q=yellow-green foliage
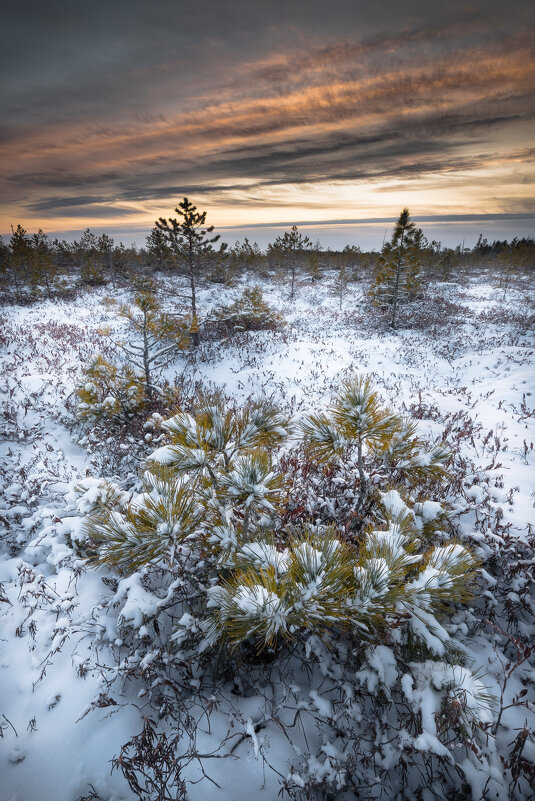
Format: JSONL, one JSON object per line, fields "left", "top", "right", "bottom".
{"left": 300, "top": 375, "right": 449, "bottom": 491}
{"left": 84, "top": 472, "right": 203, "bottom": 571}
{"left": 149, "top": 397, "right": 291, "bottom": 479}
{"left": 302, "top": 376, "right": 398, "bottom": 459}
{"left": 214, "top": 286, "right": 284, "bottom": 331}
{"left": 208, "top": 517, "right": 476, "bottom": 652}
{"left": 83, "top": 377, "right": 476, "bottom": 656}
{"left": 118, "top": 292, "right": 192, "bottom": 347}
{"left": 76, "top": 355, "right": 146, "bottom": 422}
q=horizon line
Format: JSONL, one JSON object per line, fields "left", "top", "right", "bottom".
{"left": 2, "top": 211, "right": 534, "bottom": 240}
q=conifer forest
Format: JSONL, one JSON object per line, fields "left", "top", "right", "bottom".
{"left": 1, "top": 205, "right": 534, "bottom": 801}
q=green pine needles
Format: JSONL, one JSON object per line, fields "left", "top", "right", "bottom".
{"left": 212, "top": 286, "right": 284, "bottom": 331}
{"left": 80, "top": 376, "right": 476, "bottom": 658}
{"left": 369, "top": 208, "right": 425, "bottom": 327}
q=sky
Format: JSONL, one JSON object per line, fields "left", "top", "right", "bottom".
{"left": 1, "top": 0, "right": 534, "bottom": 249}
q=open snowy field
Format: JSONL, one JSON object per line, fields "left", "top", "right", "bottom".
{"left": 1, "top": 271, "right": 534, "bottom": 801}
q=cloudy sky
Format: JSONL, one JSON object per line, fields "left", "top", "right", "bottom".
{"left": 1, "top": 0, "right": 534, "bottom": 247}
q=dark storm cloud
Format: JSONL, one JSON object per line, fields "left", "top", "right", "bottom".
{"left": 1, "top": 0, "right": 534, "bottom": 227}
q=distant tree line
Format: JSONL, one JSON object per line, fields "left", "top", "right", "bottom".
{"left": 1, "top": 200, "right": 533, "bottom": 307}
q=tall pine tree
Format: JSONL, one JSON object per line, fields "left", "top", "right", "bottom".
{"left": 156, "top": 198, "right": 221, "bottom": 346}
{"left": 369, "top": 209, "right": 423, "bottom": 327}
{"left": 272, "top": 225, "right": 312, "bottom": 300}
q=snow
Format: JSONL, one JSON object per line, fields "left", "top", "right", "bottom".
{"left": 144, "top": 443, "right": 176, "bottom": 464}
{"left": 380, "top": 489, "right": 412, "bottom": 518}
{"left": 239, "top": 541, "right": 290, "bottom": 575}
{"left": 356, "top": 645, "right": 398, "bottom": 695}
{"left": 1, "top": 273, "right": 534, "bottom": 800}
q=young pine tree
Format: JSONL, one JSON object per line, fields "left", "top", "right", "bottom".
{"left": 9, "top": 224, "right": 31, "bottom": 296}
{"left": 97, "top": 234, "right": 115, "bottom": 276}
{"left": 81, "top": 378, "right": 475, "bottom": 661}
{"left": 116, "top": 292, "right": 190, "bottom": 403}
{"left": 30, "top": 229, "right": 58, "bottom": 297}
{"left": 272, "top": 225, "right": 312, "bottom": 300}
{"left": 155, "top": 198, "right": 221, "bottom": 346}
{"left": 146, "top": 227, "right": 171, "bottom": 272}
{"left": 369, "top": 209, "right": 423, "bottom": 327}
{"left": 334, "top": 264, "right": 349, "bottom": 310}
{"left": 77, "top": 229, "right": 106, "bottom": 285}
{"left": 76, "top": 355, "right": 146, "bottom": 422}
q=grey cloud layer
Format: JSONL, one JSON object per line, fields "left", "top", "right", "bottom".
{"left": 1, "top": 0, "right": 534, "bottom": 223}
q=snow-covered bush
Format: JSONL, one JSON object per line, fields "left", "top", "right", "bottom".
{"left": 75, "top": 354, "right": 147, "bottom": 422}
{"left": 212, "top": 285, "right": 284, "bottom": 332}
{"left": 71, "top": 377, "right": 506, "bottom": 798}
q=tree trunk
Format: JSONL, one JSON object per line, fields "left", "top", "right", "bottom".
{"left": 189, "top": 239, "right": 199, "bottom": 347}
{"left": 356, "top": 439, "right": 368, "bottom": 511}
{"left": 142, "top": 315, "right": 153, "bottom": 402}
{"left": 391, "top": 231, "right": 406, "bottom": 328}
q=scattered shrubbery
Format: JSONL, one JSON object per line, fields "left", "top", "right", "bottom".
{"left": 2, "top": 204, "right": 533, "bottom": 307}
{"left": 3, "top": 223, "right": 534, "bottom": 800}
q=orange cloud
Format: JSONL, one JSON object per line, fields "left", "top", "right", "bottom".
{"left": 2, "top": 26, "right": 534, "bottom": 233}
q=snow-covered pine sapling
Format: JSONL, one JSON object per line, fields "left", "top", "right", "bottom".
{"left": 208, "top": 513, "right": 477, "bottom": 655}
{"left": 212, "top": 286, "right": 284, "bottom": 332}
{"left": 208, "top": 527, "right": 354, "bottom": 649}
{"left": 82, "top": 397, "right": 291, "bottom": 570}
{"left": 368, "top": 208, "right": 424, "bottom": 327}
{"left": 75, "top": 354, "right": 146, "bottom": 422}
{"left": 370, "top": 416, "right": 450, "bottom": 486}
{"left": 299, "top": 375, "right": 449, "bottom": 531}
{"left": 147, "top": 398, "right": 290, "bottom": 546}
{"left": 81, "top": 382, "right": 476, "bottom": 663}
{"left": 117, "top": 292, "right": 191, "bottom": 403}
{"left": 300, "top": 375, "right": 397, "bottom": 519}
{"left": 83, "top": 471, "right": 203, "bottom": 571}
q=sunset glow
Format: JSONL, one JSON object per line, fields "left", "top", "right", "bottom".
{"left": 2, "top": 1, "right": 534, "bottom": 246}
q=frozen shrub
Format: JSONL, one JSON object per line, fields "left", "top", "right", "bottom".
{"left": 212, "top": 285, "right": 284, "bottom": 332}
{"left": 75, "top": 355, "right": 147, "bottom": 422}
{"left": 75, "top": 377, "right": 495, "bottom": 800}
{"left": 82, "top": 377, "right": 473, "bottom": 656}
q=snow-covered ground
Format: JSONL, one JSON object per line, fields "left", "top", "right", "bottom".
{"left": 1, "top": 272, "right": 534, "bottom": 800}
